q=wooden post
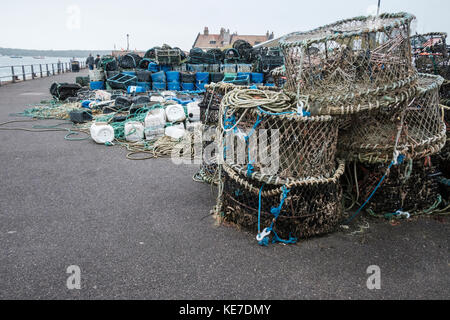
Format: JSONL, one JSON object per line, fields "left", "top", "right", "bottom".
{"left": 22, "top": 65, "right": 26, "bottom": 81}
{"left": 46, "top": 64, "right": 50, "bottom": 76}
{"left": 52, "top": 64, "right": 55, "bottom": 75}
{"left": 40, "top": 64, "right": 43, "bottom": 78}
{"left": 31, "top": 65, "right": 35, "bottom": 79}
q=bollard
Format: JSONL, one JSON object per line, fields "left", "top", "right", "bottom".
{"left": 11, "top": 66, "right": 16, "bottom": 83}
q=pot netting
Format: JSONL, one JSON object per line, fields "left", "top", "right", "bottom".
{"left": 218, "top": 88, "right": 339, "bottom": 180}
{"left": 338, "top": 74, "right": 446, "bottom": 163}
{"left": 344, "top": 160, "right": 442, "bottom": 216}
{"left": 220, "top": 161, "right": 345, "bottom": 239}
{"left": 221, "top": 111, "right": 339, "bottom": 180}
{"left": 280, "top": 13, "right": 418, "bottom": 115}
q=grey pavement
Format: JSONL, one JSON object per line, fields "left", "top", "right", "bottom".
{"left": 0, "top": 72, "right": 448, "bottom": 300}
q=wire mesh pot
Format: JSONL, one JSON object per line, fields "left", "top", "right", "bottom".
{"left": 338, "top": 74, "right": 446, "bottom": 163}
{"left": 220, "top": 160, "right": 345, "bottom": 239}
{"left": 345, "top": 159, "right": 442, "bottom": 216}
{"left": 220, "top": 109, "right": 339, "bottom": 180}
{"left": 279, "top": 13, "right": 418, "bottom": 115}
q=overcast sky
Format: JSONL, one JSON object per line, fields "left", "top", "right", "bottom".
{"left": 1, "top": 0, "right": 449, "bottom": 51}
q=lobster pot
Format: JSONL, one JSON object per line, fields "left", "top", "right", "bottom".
{"left": 339, "top": 74, "right": 446, "bottom": 163}
{"left": 220, "top": 161, "right": 345, "bottom": 239}
{"left": 279, "top": 13, "right": 418, "bottom": 115}
{"left": 348, "top": 160, "right": 441, "bottom": 216}
{"left": 222, "top": 109, "right": 339, "bottom": 179}
{"left": 199, "top": 84, "right": 237, "bottom": 126}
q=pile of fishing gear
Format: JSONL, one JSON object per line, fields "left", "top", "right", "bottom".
{"left": 197, "top": 12, "right": 450, "bottom": 246}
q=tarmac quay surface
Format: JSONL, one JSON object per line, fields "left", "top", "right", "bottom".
{"left": 0, "top": 72, "right": 448, "bottom": 300}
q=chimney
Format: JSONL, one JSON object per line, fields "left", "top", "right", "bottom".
{"left": 204, "top": 27, "right": 209, "bottom": 36}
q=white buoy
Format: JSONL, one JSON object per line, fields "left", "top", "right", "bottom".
{"left": 124, "top": 122, "right": 145, "bottom": 142}
{"left": 165, "top": 125, "right": 186, "bottom": 140}
{"left": 145, "top": 108, "right": 166, "bottom": 128}
{"left": 90, "top": 123, "right": 115, "bottom": 144}
{"left": 187, "top": 101, "right": 200, "bottom": 122}
{"left": 165, "top": 104, "right": 186, "bottom": 123}
{"left": 145, "top": 108, "right": 166, "bottom": 141}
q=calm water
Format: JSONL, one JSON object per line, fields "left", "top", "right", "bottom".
{"left": 0, "top": 56, "right": 85, "bottom": 81}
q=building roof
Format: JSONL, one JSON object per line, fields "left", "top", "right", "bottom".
{"left": 193, "top": 34, "right": 224, "bottom": 50}
{"left": 229, "top": 35, "right": 270, "bottom": 46}
{"left": 193, "top": 27, "right": 274, "bottom": 49}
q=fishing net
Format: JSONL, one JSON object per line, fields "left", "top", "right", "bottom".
{"left": 338, "top": 74, "right": 446, "bottom": 163}
{"left": 219, "top": 160, "right": 345, "bottom": 239}
{"left": 343, "top": 159, "right": 442, "bottom": 217}
{"left": 279, "top": 13, "right": 418, "bottom": 115}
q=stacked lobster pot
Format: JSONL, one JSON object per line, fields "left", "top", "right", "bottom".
{"left": 279, "top": 12, "right": 446, "bottom": 218}
{"left": 411, "top": 32, "right": 450, "bottom": 199}
{"left": 211, "top": 13, "right": 448, "bottom": 245}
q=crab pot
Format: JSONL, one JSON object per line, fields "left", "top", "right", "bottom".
{"left": 221, "top": 109, "right": 339, "bottom": 179}
{"left": 280, "top": 13, "right": 418, "bottom": 115}
{"left": 347, "top": 159, "right": 442, "bottom": 216}
{"left": 338, "top": 74, "right": 446, "bottom": 164}
{"left": 220, "top": 161, "right": 345, "bottom": 239}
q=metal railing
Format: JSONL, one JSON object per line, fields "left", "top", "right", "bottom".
{"left": 0, "top": 61, "right": 87, "bottom": 86}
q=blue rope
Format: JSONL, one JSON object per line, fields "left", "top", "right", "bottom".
{"left": 257, "top": 185, "right": 268, "bottom": 246}
{"left": 345, "top": 155, "right": 405, "bottom": 224}
{"left": 272, "top": 231, "right": 298, "bottom": 245}
{"left": 257, "top": 185, "right": 297, "bottom": 246}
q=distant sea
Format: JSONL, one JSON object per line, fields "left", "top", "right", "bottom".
{"left": 0, "top": 55, "right": 85, "bottom": 81}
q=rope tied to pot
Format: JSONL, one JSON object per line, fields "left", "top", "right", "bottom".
{"left": 256, "top": 185, "right": 297, "bottom": 246}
